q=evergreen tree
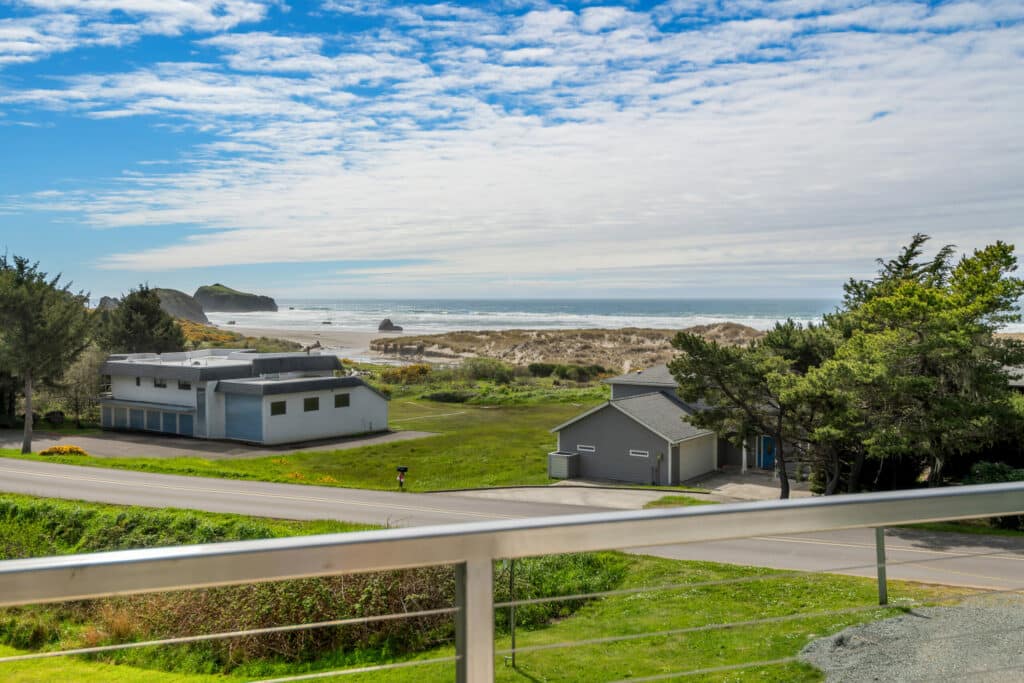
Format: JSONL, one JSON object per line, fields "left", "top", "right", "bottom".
{"left": 97, "top": 284, "right": 186, "bottom": 354}
{"left": 0, "top": 255, "right": 92, "bottom": 453}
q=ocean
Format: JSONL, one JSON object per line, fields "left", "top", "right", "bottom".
{"left": 204, "top": 298, "right": 841, "bottom": 334}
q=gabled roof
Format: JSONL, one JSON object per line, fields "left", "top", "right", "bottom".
{"left": 551, "top": 390, "right": 713, "bottom": 444}
{"left": 603, "top": 364, "right": 676, "bottom": 387}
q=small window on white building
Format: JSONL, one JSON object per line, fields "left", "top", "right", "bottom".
{"left": 576, "top": 444, "right": 596, "bottom": 453}
{"left": 135, "top": 377, "right": 141, "bottom": 386}
{"left": 304, "top": 397, "right": 319, "bottom": 412}
{"left": 335, "top": 393, "right": 350, "bottom": 408}
{"left": 178, "top": 380, "right": 192, "bottom": 391}
{"left": 629, "top": 449, "right": 649, "bottom": 458}
{"left": 271, "top": 401, "right": 286, "bottom": 416}
{"left": 153, "top": 378, "right": 167, "bottom": 388}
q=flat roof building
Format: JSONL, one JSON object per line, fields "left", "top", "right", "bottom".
{"left": 100, "top": 349, "right": 388, "bottom": 445}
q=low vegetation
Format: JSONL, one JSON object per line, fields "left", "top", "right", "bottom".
{"left": 643, "top": 495, "right": 718, "bottom": 508}
{"left": 370, "top": 323, "right": 764, "bottom": 371}
{"left": 0, "top": 495, "right": 625, "bottom": 678}
{"left": 178, "top": 319, "right": 302, "bottom": 353}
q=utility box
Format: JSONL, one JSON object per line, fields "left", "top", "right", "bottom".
{"left": 547, "top": 451, "right": 579, "bottom": 479}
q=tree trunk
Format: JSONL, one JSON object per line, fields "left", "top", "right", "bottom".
{"left": 21, "top": 370, "right": 33, "bottom": 454}
{"left": 776, "top": 437, "right": 790, "bottom": 499}
{"left": 824, "top": 451, "right": 840, "bottom": 495}
{"left": 847, "top": 450, "right": 865, "bottom": 493}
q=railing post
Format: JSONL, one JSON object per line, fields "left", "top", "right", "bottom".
{"left": 455, "top": 558, "right": 494, "bottom": 683}
{"left": 875, "top": 527, "right": 888, "bottom": 606}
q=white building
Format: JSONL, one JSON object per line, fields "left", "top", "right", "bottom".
{"left": 100, "top": 349, "right": 388, "bottom": 445}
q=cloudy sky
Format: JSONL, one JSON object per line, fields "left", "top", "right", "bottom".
{"left": 0, "top": 0, "right": 1021, "bottom": 300}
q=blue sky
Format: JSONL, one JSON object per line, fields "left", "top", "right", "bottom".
{"left": 0, "top": 0, "right": 1022, "bottom": 301}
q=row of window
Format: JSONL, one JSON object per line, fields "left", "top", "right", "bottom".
{"left": 135, "top": 377, "right": 191, "bottom": 391}
{"left": 575, "top": 444, "right": 649, "bottom": 458}
{"left": 271, "top": 393, "right": 350, "bottom": 416}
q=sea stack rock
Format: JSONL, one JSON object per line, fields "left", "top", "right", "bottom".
{"left": 153, "top": 288, "right": 209, "bottom": 323}
{"left": 378, "top": 318, "right": 403, "bottom": 332}
{"left": 193, "top": 283, "right": 278, "bottom": 313}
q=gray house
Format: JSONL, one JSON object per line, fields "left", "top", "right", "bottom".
{"left": 549, "top": 364, "right": 773, "bottom": 485}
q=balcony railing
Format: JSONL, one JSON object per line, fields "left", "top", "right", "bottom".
{"left": 0, "top": 482, "right": 1021, "bottom": 681}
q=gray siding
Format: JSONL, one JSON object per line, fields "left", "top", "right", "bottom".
{"left": 610, "top": 383, "right": 675, "bottom": 400}
{"left": 558, "top": 406, "right": 670, "bottom": 485}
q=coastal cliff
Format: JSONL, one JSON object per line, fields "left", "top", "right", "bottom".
{"left": 153, "top": 288, "right": 209, "bottom": 323}
{"left": 193, "top": 284, "right": 278, "bottom": 313}
{"left": 98, "top": 288, "right": 209, "bottom": 324}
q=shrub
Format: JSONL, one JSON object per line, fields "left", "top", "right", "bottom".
{"left": 38, "top": 445, "right": 88, "bottom": 457}
{"left": 461, "top": 358, "right": 513, "bottom": 384}
{"left": 528, "top": 362, "right": 556, "bottom": 377}
{"left": 379, "top": 363, "right": 432, "bottom": 385}
{"left": 966, "top": 462, "right": 1024, "bottom": 529}
{"left": 423, "top": 391, "right": 475, "bottom": 403}
{"left": 43, "top": 410, "right": 65, "bottom": 426}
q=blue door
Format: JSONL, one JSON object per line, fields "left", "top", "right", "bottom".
{"left": 178, "top": 414, "right": 194, "bottom": 436}
{"left": 161, "top": 412, "right": 177, "bottom": 434}
{"left": 225, "top": 394, "right": 263, "bottom": 442}
{"left": 146, "top": 410, "right": 160, "bottom": 431}
{"left": 759, "top": 436, "right": 776, "bottom": 469}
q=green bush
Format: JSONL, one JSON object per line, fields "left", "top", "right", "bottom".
{"left": 528, "top": 362, "right": 556, "bottom": 377}
{"left": 966, "top": 462, "right": 1024, "bottom": 529}
{"left": 423, "top": 391, "right": 475, "bottom": 403}
{"left": 552, "top": 363, "right": 607, "bottom": 382}
{"left": 461, "top": 357, "right": 513, "bottom": 384}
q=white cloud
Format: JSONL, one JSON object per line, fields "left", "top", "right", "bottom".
{"left": 4, "top": 1, "right": 1024, "bottom": 296}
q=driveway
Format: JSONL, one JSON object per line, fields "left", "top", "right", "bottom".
{"left": 0, "top": 429, "right": 435, "bottom": 460}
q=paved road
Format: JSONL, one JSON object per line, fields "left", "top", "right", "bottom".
{"left": 0, "top": 429, "right": 434, "bottom": 460}
{"left": 0, "top": 458, "right": 1021, "bottom": 590}
{"left": 0, "top": 458, "right": 606, "bottom": 527}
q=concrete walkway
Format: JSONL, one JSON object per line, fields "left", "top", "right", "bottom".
{"left": 0, "top": 429, "right": 435, "bottom": 460}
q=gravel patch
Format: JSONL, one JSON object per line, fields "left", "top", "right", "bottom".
{"left": 800, "top": 594, "right": 1024, "bottom": 682}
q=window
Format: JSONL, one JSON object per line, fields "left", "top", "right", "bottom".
{"left": 303, "top": 397, "right": 320, "bottom": 412}
{"left": 629, "top": 449, "right": 650, "bottom": 458}
{"left": 135, "top": 377, "right": 141, "bottom": 386}
{"left": 335, "top": 393, "right": 350, "bottom": 408}
{"left": 178, "top": 380, "right": 192, "bottom": 391}
{"left": 576, "top": 444, "right": 596, "bottom": 453}
{"left": 153, "top": 377, "right": 167, "bottom": 388}
{"left": 270, "top": 401, "right": 287, "bottom": 416}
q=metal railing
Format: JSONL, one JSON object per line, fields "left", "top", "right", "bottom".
{"left": 0, "top": 481, "right": 1021, "bottom": 681}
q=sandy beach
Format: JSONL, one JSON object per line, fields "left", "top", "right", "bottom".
{"left": 229, "top": 325, "right": 402, "bottom": 360}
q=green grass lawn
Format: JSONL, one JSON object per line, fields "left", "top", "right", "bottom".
{"left": 285, "top": 555, "right": 965, "bottom": 683}
{"left": 2, "top": 400, "right": 597, "bottom": 491}
{"left": 900, "top": 520, "right": 1024, "bottom": 537}
{"left": 644, "top": 494, "right": 719, "bottom": 508}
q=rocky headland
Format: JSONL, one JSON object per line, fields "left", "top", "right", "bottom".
{"left": 193, "top": 284, "right": 278, "bottom": 312}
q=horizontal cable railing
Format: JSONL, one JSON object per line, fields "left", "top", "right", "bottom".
{"left": 0, "top": 481, "right": 1020, "bottom": 682}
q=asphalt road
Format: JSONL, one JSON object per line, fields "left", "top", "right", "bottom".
{"left": 0, "top": 458, "right": 606, "bottom": 527}
{"left": 1, "top": 458, "right": 1021, "bottom": 591}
